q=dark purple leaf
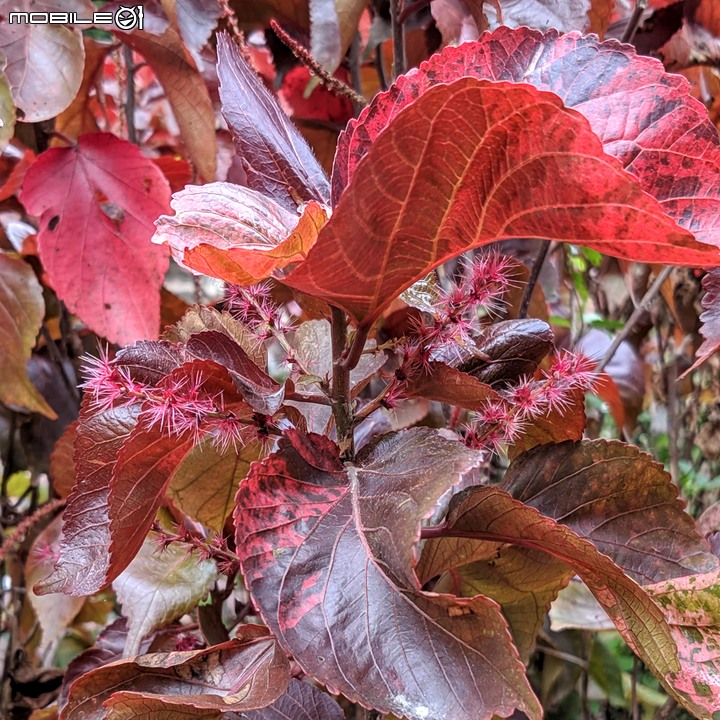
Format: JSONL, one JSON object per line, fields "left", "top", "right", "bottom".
{"left": 186, "top": 331, "right": 285, "bottom": 415}
{"left": 458, "top": 319, "right": 554, "bottom": 387}
{"left": 239, "top": 679, "right": 345, "bottom": 720}
{"left": 216, "top": 33, "right": 330, "bottom": 213}
{"left": 502, "top": 441, "right": 718, "bottom": 584}
{"left": 234, "top": 428, "right": 541, "bottom": 720}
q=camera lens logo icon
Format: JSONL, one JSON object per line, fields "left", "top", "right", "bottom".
{"left": 114, "top": 6, "right": 142, "bottom": 31}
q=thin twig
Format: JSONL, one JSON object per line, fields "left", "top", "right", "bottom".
{"left": 653, "top": 697, "right": 678, "bottom": 719}
{"left": 46, "top": 130, "right": 76, "bottom": 147}
{"left": 348, "top": 32, "right": 364, "bottom": 116}
{"left": 286, "top": 391, "right": 333, "bottom": 407}
{"left": 331, "top": 307, "right": 354, "bottom": 456}
{"left": 518, "top": 241, "right": 550, "bottom": 319}
{"left": 354, "top": 382, "right": 394, "bottom": 424}
{"left": 580, "top": 632, "right": 591, "bottom": 720}
{"left": 596, "top": 266, "right": 672, "bottom": 373}
{"left": 631, "top": 655, "right": 640, "bottom": 720}
{"left": 621, "top": 0, "right": 648, "bottom": 44}
{"left": 340, "top": 324, "right": 370, "bottom": 372}
{"left": 270, "top": 20, "right": 367, "bottom": 108}
{"left": 375, "top": 44, "right": 388, "bottom": 92}
{"left": 390, "top": 0, "right": 407, "bottom": 79}
{"left": 538, "top": 645, "right": 588, "bottom": 670}
{"left": 666, "top": 337, "right": 680, "bottom": 486}
{"left": 123, "top": 45, "right": 137, "bottom": 145}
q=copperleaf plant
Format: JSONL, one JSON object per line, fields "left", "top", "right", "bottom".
{"left": 43, "top": 27, "right": 720, "bottom": 720}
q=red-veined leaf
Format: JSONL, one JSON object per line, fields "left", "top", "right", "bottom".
{"left": 286, "top": 79, "right": 709, "bottom": 326}
{"left": 163, "top": 305, "right": 266, "bottom": 369}
{"left": 507, "top": 391, "right": 586, "bottom": 457}
{"left": 59, "top": 618, "right": 152, "bottom": 712}
{"left": 425, "top": 486, "right": 681, "bottom": 697}
{"left": 20, "top": 133, "right": 171, "bottom": 345}
{"left": 432, "top": 546, "right": 573, "bottom": 664}
{"left": 502, "top": 441, "right": 718, "bottom": 584}
{"left": 50, "top": 420, "right": 78, "bottom": 498}
{"left": 106, "top": 361, "right": 253, "bottom": 583}
{"left": 113, "top": 533, "right": 217, "bottom": 656}
{"left": 334, "top": 27, "right": 720, "bottom": 259}
{"left": 234, "top": 428, "right": 541, "bottom": 720}
{"left": 154, "top": 183, "right": 326, "bottom": 286}
{"left": 61, "top": 626, "right": 290, "bottom": 720}
{"left": 0, "top": 252, "right": 55, "bottom": 417}
{"left": 216, "top": 33, "right": 330, "bottom": 213}
{"left": 36, "top": 403, "right": 141, "bottom": 596}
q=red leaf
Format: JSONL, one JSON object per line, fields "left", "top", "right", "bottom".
{"left": 20, "top": 133, "right": 171, "bottom": 345}
{"left": 0, "top": 147, "right": 34, "bottom": 202}
{"left": 152, "top": 156, "right": 192, "bottom": 193}
{"left": 154, "top": 183, "right": 326, "bottom": 285}
{"left": 234, "top": 428, "right": 541, "bottom": 720}
{"left": 287, "top": 79, "right": 705, "bottom": 326}
{"left": 421, "top": 440, "right": 720, "bottom": 714}
{"left": 216, "top": 33, "right": 330, "bottom": 213}
{"left": 334, "top": 27, "right": 720, "bottom": 258}
{"left": 185, "top": 331, "right": 285, "bottom": 415}
{"left": 508, "top": 391, "right": 586, "bottom": 457}
{"left": 61, "top": 626, "right": 290, "bottom": 720}
{"left": 117, "top": 27, "right": 217, "bottom": 183}
{"left": 36, "top": 403, "right": 141, "bottom": 596}
{"left": 280, "top": 66, "right": 354, "bottom": 123}
{"left": 502, "top": 441, "right": 718, "bottom": 584}
{"left": 0, "top": 1, "right": 86, "bottom": 122}
{"left": 426, "top": 485, "right": 684, "bottom": 695}
{"left": 107, "top": 427, "right": 194, "bottom": 585}
{"left": 405, "top": 362, "right": 501, "bottom": 409}
{"left": 50, "top": 421, "right": 78, "bottom": 498}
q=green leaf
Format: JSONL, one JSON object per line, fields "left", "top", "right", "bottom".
{"left": 113, "top": 533, "right": 217, "bottom": 656}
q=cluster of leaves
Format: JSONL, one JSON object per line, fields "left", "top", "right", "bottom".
{"left": 5, "top": 1, "right": 720, "bottom": 720}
